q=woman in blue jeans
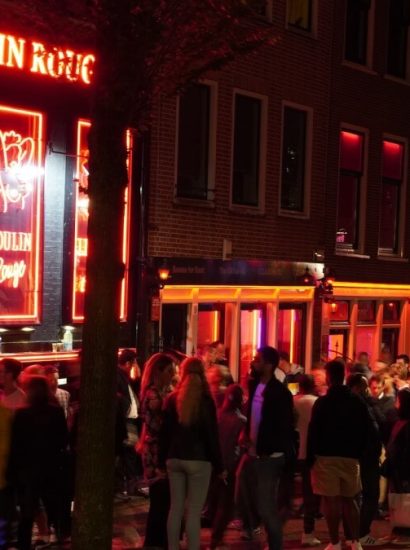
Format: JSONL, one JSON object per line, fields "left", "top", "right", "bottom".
{"left": 159, "top": 357, "right": 225, "bottom": 550}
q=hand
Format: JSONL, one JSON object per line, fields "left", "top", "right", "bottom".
{"left": 218, "top": 469, "right": 228, "bottom": 484}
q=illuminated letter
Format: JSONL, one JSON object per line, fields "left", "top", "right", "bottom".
{"left": 63, "top": 50, "right": 76, "bottom": 81}
{"left": 0, "top": 34, "right": 6, "bottom": 65}
{"left": 80, "top": 54, "right": 95, "bottom": 85}
{"left": 6, "top": 35, "right": 25, "bottom": 69}
{"left": 30, "top": 42, "right": 47, "bottom": 75}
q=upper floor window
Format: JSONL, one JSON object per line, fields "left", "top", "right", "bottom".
{"left": 280, "top": 106, "right": 308, "bottom": 213}
{"left": 379, "top": 140, "right": 405, "bottom": 254}
{"left": 287, "top": 0, "right": 313, "bottom": 32}
{"left": 387, "top": 0, "right": 410, "bottom": 79}
{"left": 232, "top": 94, "right": 263, "bottom": 207}
{"left": 176, "top": 84, "right": 212, "bottom": 200}
{"left": 247, "top": 0, "right": 271, "bottom": 19}
{"left": 336, "top": 130, "right": 365, "bottom": 250}
{"left": 345, "top": 0, "right": 371, "bottom": 65}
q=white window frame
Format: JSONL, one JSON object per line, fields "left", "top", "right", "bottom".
{"left": 285, "top": 0, "right": 318, "bottom": 37}
{"left": 342, "top": 0, "right": 375, "bottom": 71}
{"left": 230, "top": 89, "right": 268, "bottom": 214}
{"left": 278, "top": 100, "right": 313, "bottom": 219}
{"left": 335, "top": 123, "right": 369, "bottom": 257}
{"left": 174, "top": 80, "right": 217, "bottom": 203}
{"left": 378, "top": 134, "right": 408, "bottom": 259}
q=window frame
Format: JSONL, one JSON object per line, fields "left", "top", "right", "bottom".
{"left": 343, "top": 0, "right": 375, "bottom": 70}
{"left": 174, "top": 80, "right": 217, "bottom": 203}
{"left": 386, "top": 0, "right": 410, "bottom": 81}
{"left": 279, "top": 101, "right": 313, "bottom": 218}
{"left": 378, "top": 135, "right": 408, "bottom": 258}
{"left": 230, "top": 89, "right": 268, "bottom": 213}
{"left": 335, "top": 125, "right": 369, "bottom": 255}
{"left": 286, "top": 0, "right": 317, "bottom": 36}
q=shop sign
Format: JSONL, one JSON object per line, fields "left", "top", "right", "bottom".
{"left": 72, "top": 120, "right": 131, "bottom": 322}
{"left": 0, "top": 105, "right": 43, "bottom": 322}
{"left": 0, "top": 32, "right": 95, "bottom": 85}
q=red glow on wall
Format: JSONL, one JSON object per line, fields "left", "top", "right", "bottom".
{"left": 340, "top": 130, "right": 363, "bottom": 172}
{"left": 383, "top": 140, "right": 404, "bottom": 181}
{"left": 0, "top": 105, "right": 43, "bottom": 323}
{"left": 72, "top": 121, "right": 132, "bottom": 322}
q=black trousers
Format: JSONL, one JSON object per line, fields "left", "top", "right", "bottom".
{"left": 144, "top": 478, "right": 170, "bottom": 549}
{"left": 299, "top": 460, "right": 320, "bottom": 535}
{"left": 211, "top": 472, "right": 236, "bottom": 547}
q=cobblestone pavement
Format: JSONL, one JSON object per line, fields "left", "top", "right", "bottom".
{"left": 111, "top": 495, "right": 404, "bottom": 550}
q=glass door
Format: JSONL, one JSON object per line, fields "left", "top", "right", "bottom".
{"left": 277, "top": 303, "right": 306, "bottom": 366}
{"left": 239, "top": 304, "right": 265, "bottom": 388}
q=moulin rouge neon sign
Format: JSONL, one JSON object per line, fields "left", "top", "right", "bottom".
{"left": 0, "top": 33, "right": 95, "bottom": 85}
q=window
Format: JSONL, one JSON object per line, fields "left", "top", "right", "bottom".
{"left": 344, "top": 0, "right": 371, "bottom": 65}
{"left": 387, "top": 0, "right": 410, "bottom": 79}
{"left": 336, "top": 130, "right": 365, "bottom": 249}
{"left": 281, "top": 106, "right": 308, "bottom": 212}
{"left": 232, "top": 94, "right": 262, "bottom": 207}
{"left": 287, "top": 0, "right": 313, "bottom": 31}
{"left": 246, "top": 0, "right": 271, "bottom": 18}
{"left": 379, "top": 140, "right": 405, "bottom": 254}
{"left": 176, "top": 84, "right": 211, "bottom": 200}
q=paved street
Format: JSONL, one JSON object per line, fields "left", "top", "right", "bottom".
{"left": 111, "top": 495, "right": 401, "bottom": 550}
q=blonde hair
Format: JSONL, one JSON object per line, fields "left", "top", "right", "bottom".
{"left": 176, "top": 357, "right": 210, "bottom": 426}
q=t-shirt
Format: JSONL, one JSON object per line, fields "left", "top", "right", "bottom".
{"left": 1, "top": 388, "right": 26, "bottom": 411}
{"left": 294, "top": 393, "right": 317, "bottom": 460}
{"left": 249, "top": 383, "right": 266, "bottom": 456}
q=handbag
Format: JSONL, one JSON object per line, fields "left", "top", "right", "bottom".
{"left": 388, "top": 492, "right": 410, "bottom": 528}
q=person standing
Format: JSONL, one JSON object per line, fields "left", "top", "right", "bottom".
{"left": 307, "top": 361, "right": 372, "bottom": 550}
{"left": 242, "top": 346, "right": 295, "bottom": 550}
{"left": 0, "top": 359, "right": 26, "bottom": 411}
{"left": 159, "top": 357, "right": 224, "bottom": 550}
{"left": 0, "top": 401, "right": 11, "bottom": 550}
{"left": 294, "top": 375, "right": 321, "bottom": 546}
{"left": 139, "top": 352, "right": 175, "bottom": 549}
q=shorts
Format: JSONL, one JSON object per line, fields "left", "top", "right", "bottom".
{"left": 311, "top": 455, "right": 361, "bottom": 497}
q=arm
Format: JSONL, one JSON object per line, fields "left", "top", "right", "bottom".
{"left": 203, "top": 396, "right": 224, "bottom": 474}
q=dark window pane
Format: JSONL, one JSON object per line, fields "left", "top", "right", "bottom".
{"left": 382, "top": 327, "right": 399, "bottom": 358}
{"left": 281, "top": 107, "right": 307, "bottom": 211}
{"left": 330, "top": 300, "right": 350, "bottom": 323}
{"left": 383, "top": 140, "right": 404, "bottom": 180}
{"left": 288, "top": 0, "right": 312, "bottom": 31}
{"left": 177, "top": 84, "right": 210, "bottom": 199}
{"left": 232, "top": 94, "right": 261, "bottom": 206}
{"left": 379, "top": 181, "right": 399, "bottom": 251}
{"left": 336, "top": 173, "right": 359, "bottom": 247}
{"left": 387, "top": 0, "right": 410, "bottom": 78}
{"left": 358, "top": 301, "right": 376, "bottom": 323}
{"left": 340, "top": 130, "right": 363, "bottom": 172}
{"left": 345, "top": 0, "right": 370, "bottom": 64}
{"left": 383, "top": 301, "right": 400, "bottom": 322}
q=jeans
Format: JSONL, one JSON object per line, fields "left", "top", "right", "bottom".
{"left": 210, "top": 471, "right": 236, "bottom": 547}
{"left": 144, "top": 478, "right": 170, "bottom": 548}
{"left": 299, "top": 460, "right": 321, "bottom": 534}
{"left": 167, "top": 459, "right": 211, "bottom": 550}
{"left": 236, "top": 454, "right": 259, "bottom": 533}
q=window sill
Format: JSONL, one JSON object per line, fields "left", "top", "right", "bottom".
{"left": 285, "top": 25, "right": 317, "bottom": 40}
{"left": 173, "top": 196, "right": 215, "bottom": 209}
{"left": 278, "top": 209, "right": 309, "bottom": 220}
{"left": 341, "top": 60, "right": 377, "bottom": 76}
{"left": 377, "top": 254, "right": 409, "bottom": 263}
{"left": 383, "top": 74, "right": 410, "bottom": 87}
{"left": 334, "top": 249, "right": 371, "bottom": 259}
{"left": 229, "top": 204, "right": 264, "bottom": 216}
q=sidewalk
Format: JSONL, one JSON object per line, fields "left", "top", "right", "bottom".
{"left": 112, "top": 496, "right": 402, "bottom": 550}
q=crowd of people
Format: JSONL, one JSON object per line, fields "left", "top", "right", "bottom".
{"left": 0, "top": 345, "right": 409, "bottom": 550}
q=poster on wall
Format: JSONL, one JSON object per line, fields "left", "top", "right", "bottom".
{"left": 72, "top": 120, "right": 131, "bottom": 321}
{"left": 0, "top": 105, "right": 43, "bottom": 323}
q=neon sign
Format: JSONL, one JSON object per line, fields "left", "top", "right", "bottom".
{"left": 0, "top": 33, "right": 95, "bottom": 85}
{"left": 0, "top": 105, "right": 43, "bottom": 322}
{"left": 72, "top": 120, "right": 131, "bottom": 322}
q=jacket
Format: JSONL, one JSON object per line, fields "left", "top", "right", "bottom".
{"left": 0, "top": 404, "right": 11, "bottom": 489}
{"left": 246, "top": 375, "right": 295, "bottom": 459}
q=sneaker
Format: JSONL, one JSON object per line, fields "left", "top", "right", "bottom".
{"left": 350, "top": 542, "right": 364, "bottom": 550}
{"left": 391, "top": 538, "right": 410, "bottom": 546}
{"left": 359, "top": 535, "right": 385, "bottom": 546}
{"left": 253, "top": 527, "right": 261, "bottom": 536}
{"left": 324, "top": 543, "right": 342, "bottom": 550}
{"left": 227, "top": 519, "right": 242, "bottom": 530}
{"left": 301, "top": 533, "right": 322, "bottom": 546}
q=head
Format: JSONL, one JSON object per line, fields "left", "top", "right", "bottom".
{"left": 372, "top": 360, "right": 388, "bottom": 374}
{"left": 325, "top": 360, "right": 345, "bottom": 387}
{"left": 298, "top": 374, "right": 316, "bottom": 396}
{"left": 357, "top": 351, "right": 369, "bottom": 366}
{"left": 20, "top": 364, "right": 46, "bottom": 391}
{"left": 222, "top": 384, "right": 244, "bottom": 412}
{"left": 350, "top": 362, "right": 367, "bottom": 376}
{"left": 346, "top": 373, "right": 369, "bottom": 397}
{"left": 369, "top": 374, "right": 384, "bottom": 398}
{"left": 140, "top": 353, "right": 175, "bottom": 399}
{"left": 44, "top": 365, "right": 59, "bottom": 394}
{"left": 252, "top": 346, "right": 279, "bottom": 378}
{"left": 202, "top": 344, "right": 217, "bottom": 366}
{"left": 397, "top": 388, "right": 410, "bottom": 420}
{"left": 396, "top": 354, "right": 410, "bottom": 371}
{"left": 206, "top": 365, "right": 224, "bottom": 390}
{"left": 118, "top": 349, "right": 139, "bottom": 378}
{"left": 0, "top": 358, "right": 22, "bottom": 388}
{"left": 210, "top": 340, "right": 225, "bottom": 362}
{"left": 177, "top": 357, "right": 210, "bottom": 426}
{"left": 26, "top": 375, "right": 51, "bottom": 407}
{"left": 278, "top": 351, "right": 291, "bottom": 374}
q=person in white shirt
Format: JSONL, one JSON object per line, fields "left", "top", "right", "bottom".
{"left": 294, "top": 375, "right": 320, "bottom": 546}
{"left": 0, "top": 358, "right": 26, "bottom": 411}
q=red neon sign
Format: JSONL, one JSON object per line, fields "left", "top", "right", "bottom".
{"left": 0, "top": 105, "right": 43, "bottom": 323}
{"left": 0, "top": 32, "right": 95, "bottom": 85}
{"left": 72, "top": 120, "right": 131, "bottom": 322}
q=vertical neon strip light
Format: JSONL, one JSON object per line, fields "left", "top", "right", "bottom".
{"left": 289, "top": 309, "right": 295, "bottom": 363}
{"left": 252, "top": 310, "right": 259, "bottom": 358}
{"left": 212, "top": 311, "right": 219, "bottom": 341}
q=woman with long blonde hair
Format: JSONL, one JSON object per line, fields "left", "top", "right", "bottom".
{"left": 159, "top": 357, "right": 225, "bottom": 550}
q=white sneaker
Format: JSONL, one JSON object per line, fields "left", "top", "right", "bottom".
{"left": 301, "top": 533, "right": 322, "bottom": 546}
{"left": 324, "top": 543, "right": 341, "bottom": 550}
{"left": 359, "top": 535, "right": 385, "bottom": 546}
{"left": 350, "top": 542, "right": 364, "bottom": 550}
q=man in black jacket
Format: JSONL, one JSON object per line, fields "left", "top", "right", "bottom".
{"left": 241, "top": 346, "right": 295, "bottom": 550}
